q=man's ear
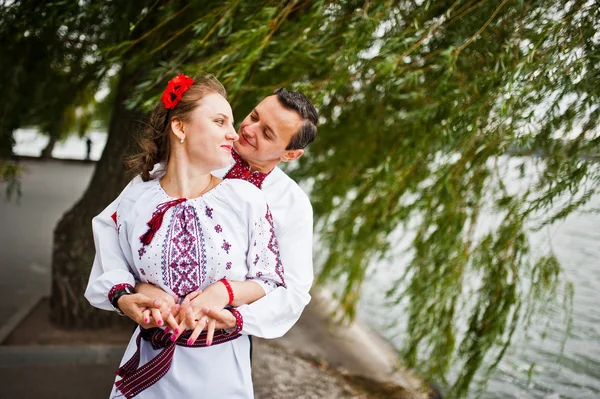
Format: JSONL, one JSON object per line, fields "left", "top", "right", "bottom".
{"left": 279, "top": 149, "right": 304, "bottom": 163}
{"left": 170, "top": 117, "right": 185, "bottom": 141}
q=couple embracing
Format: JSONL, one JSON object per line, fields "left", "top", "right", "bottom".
{"left": 85, "top": 73, "right": 318, "bottom": 398}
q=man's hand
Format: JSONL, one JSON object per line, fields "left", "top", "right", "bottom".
{"left": 135, "top": 283, "right": 180, "bottom": 332}
{"left": 117, "top": 294, "right": 173, "bottom": 329}
{"left": 178, "top": 284, "right": 229, "bottom": 325}
{"left": 174, "top": 283, "right": 229, "bottom": 344}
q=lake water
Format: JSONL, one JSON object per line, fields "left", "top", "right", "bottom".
{"left": 13, "top": 128, "right": 107, "bottom": 161}
{"left": 358, "top": 156, "right": 600, "bottom": 398}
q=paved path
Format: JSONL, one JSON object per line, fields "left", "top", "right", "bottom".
{"left": 0, "top": 160, "right": 95, "bottom": 322}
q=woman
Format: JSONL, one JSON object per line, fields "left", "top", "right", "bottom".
{"left": 85, "top": 74, "right": 285, "bottom": 398}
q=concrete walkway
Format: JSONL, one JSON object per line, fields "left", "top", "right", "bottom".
{"left": 0, "top": 159, "right": 95, "bottom": 322}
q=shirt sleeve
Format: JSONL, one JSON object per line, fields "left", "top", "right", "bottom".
{"left": 245, "top": 203, "right": 286, "bottom": 295}
{"left": 84, "top": 179, "right": 141, "bottom": 311}
{"left": 238, "top": 197, "right": 313, "bottom": 338}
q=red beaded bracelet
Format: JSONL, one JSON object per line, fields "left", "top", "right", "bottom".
{"left": 220, "top": 279, "right": 235, "bottom": 305}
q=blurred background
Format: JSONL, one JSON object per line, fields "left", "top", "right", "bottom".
{"left": 1, "top": 1, "right": 599, "bottom": 398}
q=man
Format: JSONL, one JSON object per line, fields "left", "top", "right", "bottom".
{"left": 87, "top": 87, "right": 318, "bottom": 340}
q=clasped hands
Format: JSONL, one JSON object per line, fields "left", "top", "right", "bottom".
{"left": 117, "top": 282, "right": 237, "bottom": 346}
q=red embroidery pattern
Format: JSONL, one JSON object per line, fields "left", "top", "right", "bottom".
{"left": 265, "top": 206, "right": 285, "bottom": 287}
{"left": 224, "top": 308, "right": 244, "bottom": 336}
{"left": 224, "top": 151, "right": 271, "bottom": 189}
{"left": 221, "top": 239, "right": 231, "bottom": 254}
{"left": 161, "top": 204, "right": 206, "bottom": 296}
{"left": 108, "top": 283, "right": 134, "bottom": 304}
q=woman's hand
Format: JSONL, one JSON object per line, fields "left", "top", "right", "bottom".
{"left": 135, "top": 283, "right": 180, "bottom": 332}
{"left": 202, "top": 306, "right": 237, "bottom": 330}
{"left": 174, "top": 284, "right": 229, "bottom": 344}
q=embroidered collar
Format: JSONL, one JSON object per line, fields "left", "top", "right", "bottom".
{"left": 224, "top": 151, "right": 272, "bottom": 189}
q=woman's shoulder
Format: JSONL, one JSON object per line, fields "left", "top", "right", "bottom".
{"left": 213, "top": 179, "right": 268, "bottom": 214}
{"left": 219, "top": 179, "right": 265, "bottom": 199}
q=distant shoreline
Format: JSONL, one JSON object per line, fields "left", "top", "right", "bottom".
{"left": 14, "top": 155, "right": 97, "bottom": 164}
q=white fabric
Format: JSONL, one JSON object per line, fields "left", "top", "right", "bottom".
{"left": 228, "top": 167, "right": 313, "bottom": 338}
{"left": 86, "top": 178, "right": 285, "bottom": 398}
{"left": 88, "top": 161, "right": 314, "bottom": 339}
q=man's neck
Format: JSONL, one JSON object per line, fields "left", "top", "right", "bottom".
{"left": 249, "top": 163, "right": 277, "bottom": 174}
{"left": 236, "top": 153, "right": 278, "bottom": 175}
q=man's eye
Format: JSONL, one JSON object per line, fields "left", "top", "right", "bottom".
{"left": 250, "top": 114, "right": 257, "bottom": 122}
{"left": 263, "top": 129, "right": 271, "bottom": 140}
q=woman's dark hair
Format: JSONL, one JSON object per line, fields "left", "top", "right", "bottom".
{"left": 128, "top": 74, "right": 227, "bottom": 181}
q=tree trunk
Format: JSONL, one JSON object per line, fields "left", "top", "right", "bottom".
{"left": 50, "top": 72, "right": 145, "bottom": 328}
{"left": 40, "top": 134, "right": 57, "bottom": 159}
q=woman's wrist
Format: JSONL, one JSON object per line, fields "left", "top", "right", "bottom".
{"left": 219, "top": 279, "right": 235, "bottom": 305}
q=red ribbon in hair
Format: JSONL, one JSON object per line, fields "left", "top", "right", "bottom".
{"left": 161, "top": 74, "right": 195, "bottom": 109}
{"left": 140, "top": 198, "right": 187, "bottom": 246}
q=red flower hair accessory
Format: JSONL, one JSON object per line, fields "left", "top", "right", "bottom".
{"left": 161, "top": 74, "right": 195, "bottom": 109}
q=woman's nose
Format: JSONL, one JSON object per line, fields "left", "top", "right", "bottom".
{"left": 227, "top": 127, "right": 239, "bottom": 141}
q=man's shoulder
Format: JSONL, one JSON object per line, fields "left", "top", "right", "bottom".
{"left": 213, "top": 179, "right": 269, "bottom": 217}
{"left": 116, "top": 176, "right": 162, "bottom": 211}
{"left": 221, "top": 178, "right": 265, "bottom": 200}
{"left": 265, "top": 167, "right": 312, "bottom": 215}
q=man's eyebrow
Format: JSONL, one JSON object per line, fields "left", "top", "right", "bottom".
{"left": 254, "top": 109, "right": 276, "bottom": 137}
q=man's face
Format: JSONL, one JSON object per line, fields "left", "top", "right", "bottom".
{"left": 234, "top": 95, "right": 303, "bottom": 170}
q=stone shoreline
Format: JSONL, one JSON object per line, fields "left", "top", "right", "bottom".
{"left": 252, "top": 290, "right": 431, "bottom": 398}
{"left": 253, "top": 340, "right": 427, "bottom": 399}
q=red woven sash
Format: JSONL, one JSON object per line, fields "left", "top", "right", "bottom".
{"left": 114, "top": 327, "right": 241, "bottom": 398}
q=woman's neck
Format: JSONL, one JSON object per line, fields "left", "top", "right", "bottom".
{"left": 161, "top": 154, "right": 214, "bottom": 199}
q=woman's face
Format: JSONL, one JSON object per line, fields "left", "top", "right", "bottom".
{"left": 181, "top": 92, "right": 238, "bottom": 171}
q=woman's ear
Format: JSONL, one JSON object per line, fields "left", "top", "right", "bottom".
{"left": 170, "top": 117, "right": 185, "bottom": 142}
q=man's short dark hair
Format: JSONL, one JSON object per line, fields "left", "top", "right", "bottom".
{"left": 273, "top": 88, "right": 318, "bottom": 150}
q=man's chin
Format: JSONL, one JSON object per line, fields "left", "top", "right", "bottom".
{"left": 233, "top": 142, "right": 251, "bottom": 154}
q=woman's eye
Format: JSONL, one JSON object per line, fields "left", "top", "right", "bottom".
{"left": 216, "top": 119, "right": 224, "bottom": 126}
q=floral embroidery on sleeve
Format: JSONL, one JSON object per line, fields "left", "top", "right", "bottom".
{"left": 247, "top": 205, "right": 285, "bottom": 290}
